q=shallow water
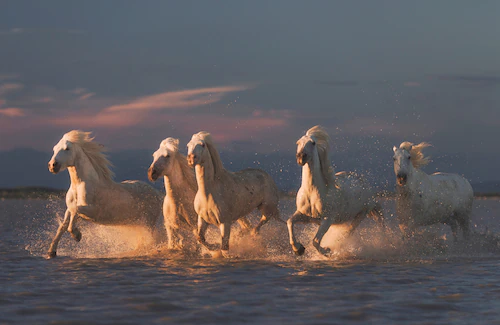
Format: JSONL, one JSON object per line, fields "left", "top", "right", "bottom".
{"left": 1, "top": 198, "right": 500, "bottom": 324}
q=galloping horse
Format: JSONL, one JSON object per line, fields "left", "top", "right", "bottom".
{"left": 148, "top": 137, "right": 252, "bottom": 250}
{"left": 393, "top": 142, "right": 473, "bottom": 240}
{"left": 287, "top": 126, "right": 385, "bottom": 256}
{"left": 47, "top": 130, "right": 162, "bottom": 258}
{"left": 186, "top": 131, "right": 282, "bottom": 257}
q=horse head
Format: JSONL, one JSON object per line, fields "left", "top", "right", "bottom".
{"left": 393, "top": 145, "right": 412, "bottom": 186}
{"left": 48, "top": 137, "right": 76, "bottom": 174}
{"left": 148, "top": 138, "right": 179, "bottom": 182}
{"left": 186, "top": 133, "right": 208, "bottom": 168}
{"left": 296, "top": 134, "right": 317, "bottom": 166}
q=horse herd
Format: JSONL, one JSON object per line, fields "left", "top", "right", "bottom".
{"left": 45, "top": 126, "right": 474, "bottom": 259}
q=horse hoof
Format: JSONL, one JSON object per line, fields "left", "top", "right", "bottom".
{"left": 293, "top": 244, "right": 305, "bottom": 256}
{"left": 46, "top": 252, "right": 57, "bottom": 259}
{"left": 71, "top": 231, "right": 82, "bottom": 242}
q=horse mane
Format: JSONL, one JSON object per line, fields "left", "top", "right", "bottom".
{"left": 160, "top": 137, "right": 197, "bottom": 189}
{"left": 192, "top": 131, "right": 225, "bottom": 175}
{"left": 399, "top": 141, "right": 432, "bottom": 169}
{"left": 63, "top": 130, "right": 115, "bottom": 181}
{"left": 305, "top": 125, "right": 334, "bottom": 185}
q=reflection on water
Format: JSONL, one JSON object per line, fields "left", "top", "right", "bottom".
{"left": 1, "top": 198, "right": 500, "bottom": 324}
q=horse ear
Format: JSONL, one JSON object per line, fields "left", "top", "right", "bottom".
{"left": 173, "top": 138, "right": 180, "bottom": 147}
{"left": 393, "top": 146, "right": 397, "bottom": 153}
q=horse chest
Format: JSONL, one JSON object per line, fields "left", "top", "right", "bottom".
{"left": 298, "top": 190, "right": 323, "bottom": 217}
{"left": 194, "top": 193, "right": 221, "bottom": 225}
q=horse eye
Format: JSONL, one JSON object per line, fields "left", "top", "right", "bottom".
{"left": 393, "top": 157, "right": 396, "bottom": 161}
{"left": 407, "top": 156, "right": 411, "bottom": 160}
{"left": 201, "top": 143, "right": 205, "bottom": 148}
{"left": 64, "top": 147, "right": 70, "bottom": 151}
{"left": 311, "top": 141, "right": 316, "bottom": 145}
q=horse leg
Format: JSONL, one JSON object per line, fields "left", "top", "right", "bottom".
{"left": 237, "top": 217, "right": 252, "bottom": 234}
{"left": 196, "top": 216, "right": 220, "bottom": 251}
{"left": 347, "top": 212, "right": 366, "bottom": 237}
{"left": 287, "top": 211, "right": 321, "bottom": 256}
{"left": 312, "top": 218, "right": 333, "bottom": 256}
{"left": 219, "top": 222, "right": 231, "bottom": 258}
{"left": 370, "top": 204, "right": 388, "bottom": 232}
{"left": 447, "top": 218, "right": 459, "bottom": 242}
{"left": 456, "top": 212, "right": 471, "bottom": 240}
{"left": 68, "top": 213, "right": 82, "bottom": 242}
{"left": 47, "top": 209, "right": 71, "bottom": 259}
{"left": 166, "top": 225, "right": 183, "bottom": 250}
{"left": 254, "top": 204, "right": 284, "bottom": 235}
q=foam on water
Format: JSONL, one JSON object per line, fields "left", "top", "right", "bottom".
{"left": 21, "top": 197, "right": 500, "bottom": 262}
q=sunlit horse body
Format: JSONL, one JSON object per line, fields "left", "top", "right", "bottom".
{"left": 187, "top": 131, "right": 282, "bottom": 257}
{"left": 47, "top": 130, "right": 163, "bottom": 258}
{"left": 148, "top": 137, "right": 252, "bottom": 250}
{"left": 287, "top": 126, "right": 385, "bottom": 256}
{"left": 393, "top": 142, "right": 473, "bottom": 240}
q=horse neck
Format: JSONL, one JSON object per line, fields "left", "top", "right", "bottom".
{"left": 67, "top": 148, "right": 102, "bottom": 187}
{"left": 194, "top": 154, "right": 217, "bottom": 196}
{"left": 301, "top": 151, "right": 327, "bottom": 191}
{"left": 164, "top": 154, "right": 196, "bottom": 194}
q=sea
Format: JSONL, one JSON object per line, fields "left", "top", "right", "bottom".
{"left": 1, "top": 196, "right": 500, "bottom": 324}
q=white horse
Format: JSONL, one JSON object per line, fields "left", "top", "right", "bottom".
{"left": 287, "top": 126, "right": 385, "bottom": 256}
{"left": 47, "top": 130, "right": 163, "bottom": 258}
{"left": 148, "top": 137, "right": 252, "bottom": 250}
{"left": 393, "top": 142, "right": 473, "bottom": 240}
{"left": 186, "top": 131, "right": 283, "bottom": 257}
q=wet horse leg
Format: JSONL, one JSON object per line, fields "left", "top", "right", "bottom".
{"left": 219, "top": 222, "right": 231, "bottom": 258}
{"left": 254, "top": 204, "right": 284, "bottom": 235}
{"left": 47, "top": 209, "right": 71, "bottom": 259}
{"left": 456, "top": 212, "right": 470, "bottom": 240}
{"left": 68, "top": 213, "right": 82, "bottom": 242}
{"left": 287, "top": 211, "right": 321, "bottom": 256}
{"left": 370, "top": 204, "right": 388, "bottom": 232}
{"left": 312, "top": 217, "right": 333, "bottom": 256}
{"left": 196, "top": 216, "right": 220, "bottom": 252}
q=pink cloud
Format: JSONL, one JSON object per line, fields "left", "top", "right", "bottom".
{"left": 105, "top": 85, "right": 251, "bottom": 113}
{"left": 0, "top": 83, "right": 24, "bottom": 96}
{"left": 0, "top": 108, "right": 25, "bottom": 117}
{"left": 34, "top": 97, "right": 54, "bottom": 103}
{"left": 78, "top": 92, "right": 96, "bottom": 101}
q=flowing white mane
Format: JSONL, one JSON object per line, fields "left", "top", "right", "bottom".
{"left": 160, "top": 137, "right": 179, "bottom": 152}
{"left": 191, "top": 131, "right": 225, "bottom": 175}
{"left": 399, "top": 141, "right": 432, "bottom": 169}
{"left": 305, "top": 125, "right": 334, "bottom": 185}
{"left": 64, "top": 130, "right": 114, "bottom": 181}
{"left": 161, "top": 137, "right": 197, "bottom": 190}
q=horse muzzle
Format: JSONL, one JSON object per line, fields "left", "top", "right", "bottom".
{"left": 48, "top": 161, "right": 60, "bottom": 174}
{"left": 148, "top": 167, "right": 158, "bottom": 182}
{"left": 187, "top": 154, "right": 198, "bottom": 167}
{"left": 396, "top": 173, "right": 407, "bottom": 186}
{"left": 296, "top": 153, "right": 307, "bottom": 166}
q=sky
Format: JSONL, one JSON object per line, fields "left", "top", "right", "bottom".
{"left": 0, "top": 1, "right": 499, "bottom": 181}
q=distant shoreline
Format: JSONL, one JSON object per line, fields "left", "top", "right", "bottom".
{"left": 0, "top": 187, "right": 65, "bottom": 200}
{"left": 1, "top": 187, "right": 499, "bottom": 200}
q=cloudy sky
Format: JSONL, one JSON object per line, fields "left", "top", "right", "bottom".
{"left": 0, "top": 1, "right": 499, "bottom": 177}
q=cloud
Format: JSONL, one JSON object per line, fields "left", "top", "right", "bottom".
{"left": 104, "top": 85, "right": 252, "bottom": 113}
{"left": 0, "top": 83, "right": 24, "bottom": 96}
{"left": 78, "top": 93, "right": 95, "bottom": 101}
{"left": 0, "top": 108, "right": 25, "bottom": 117}
{"left": 0, "top": 74, "right": 20, "bottom": 81}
